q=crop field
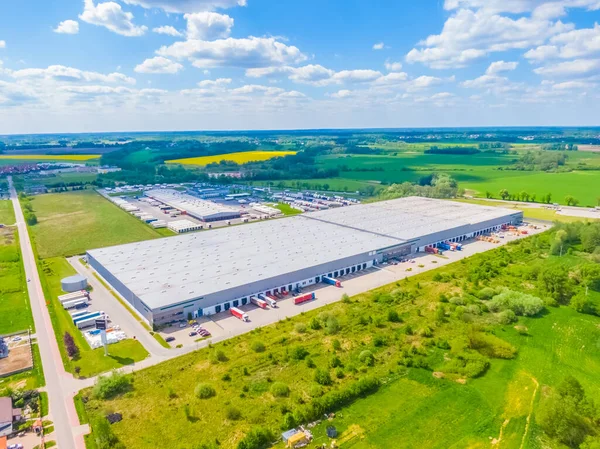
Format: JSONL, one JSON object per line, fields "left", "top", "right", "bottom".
{"left": 0, "top": 154, "right": 100, "bottom": 161}
{"left": 82, "top": 230, "right": 600, "bottom": 449}
{"left": 38, "top": 257, "right": 149, "bottom": 377}
{"left": 0, "top": 199, "right": 15, "bottom": 224}
{"left": 167, "top": 150, "right": 297, "bottom": 166}
{"left": 27, "top": 190, "right": 165, "bottom": 258}
{"left": 0, "top": 226, "right": 33, "bottom": 335}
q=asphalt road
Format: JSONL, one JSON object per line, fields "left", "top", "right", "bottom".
{"left": 8, "top": 177, "right": 86, "bottom": 449}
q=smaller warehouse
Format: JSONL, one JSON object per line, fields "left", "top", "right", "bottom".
{"left": 145, "top": 189, "right": 241, "bottom": 222}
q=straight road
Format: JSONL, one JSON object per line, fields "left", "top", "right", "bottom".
{"left": 8, "top": 177, "right": 85, "bottom": 449}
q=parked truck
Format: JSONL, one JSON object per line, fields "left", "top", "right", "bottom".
{"left": 62, "top": 298, "right": 89, "bottom": 310}
{"left": 260, "top": 294, "right": 277, "bottom": 308}
{"left": 73, "top": 311, "right": 104, "bottom": 325}
{"left": 322, "top": 276, "right": 342, "bottom": 288}
{"left": 70, "top": 310, "right": 91, "bottom": 319}
{"left": 231, "top": 307, "right": 249, "bottom": 322}
{"left": 58, "top": 290, "right": 89, "bottom": 303}
{"left": 294, "top": 292, "right": 316, "bottom": 305}
{"left": 251, "top": 296, "right": 268, "bottom": 309}
{"left": 74, "top": 312, "right": 106, "bottom": 329}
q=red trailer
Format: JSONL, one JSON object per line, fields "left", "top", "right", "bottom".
{"left": 294, "top": 292, "right": 316, "bottom": 305}
{"left": 250, "top": 296, "right": 268, "bottom": 309}
{"left": 231, "top": 307, "right": 249, "bottom": 322}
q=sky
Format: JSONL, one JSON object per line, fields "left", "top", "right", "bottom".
{"left": 1, "top": 0, "right": 600, "bottom": 134}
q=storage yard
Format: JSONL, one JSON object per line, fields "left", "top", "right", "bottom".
{"left": 87, "top": 197, "right": 524, "bottom": 327}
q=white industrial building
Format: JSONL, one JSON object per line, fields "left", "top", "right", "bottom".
{"left": 87, "top": 197, "right": 523, "bottom": 326}
{"left": 168, "top": 219, "right": 204, "bottom": 233}
{"left": 145, "top": 189, "right": 241, "bottom": 222}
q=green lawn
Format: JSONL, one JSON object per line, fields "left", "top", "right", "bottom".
{"left": 0, "top": 200, "right": 15, "bottom": 224}
{"left": 27, "top": 190, "right": 165, "bottom": 258}
{"left": 272, "top": 203, "right": 302, "bottom": 216}
{"left": 0, "top": 226, "right": 33, "bottom": 334}
{"left": 38, "top": 257, "right": 149, "bottom": 377}
{"left": 81, "top": 229, "right": 600, "bottom": 449}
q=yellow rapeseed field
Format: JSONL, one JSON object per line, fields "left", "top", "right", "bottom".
{"left": 0, "top": 154, "right": 100, "bottom": 161}
{"left": 167, "top": 150, "right": 297, "bottom": 166}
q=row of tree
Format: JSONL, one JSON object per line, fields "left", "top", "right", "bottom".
{"left": 488, "top": 189, "right": 586, "bottom": 207}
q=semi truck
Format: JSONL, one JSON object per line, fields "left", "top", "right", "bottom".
{"left": 231, "top": 307, "right": 249, "bottom": 322}
{"left": 259, "top": 294, "right": 277, "bottom": 308}
{"left": 73, "top": 311, "right": 104, "bottom": 325}
{"left": 74, "top": 312, "right": 107, "bottom": 329}
{"left": 70, "top": 310, "right": 91, "bottom": 319}
{"left": 323, "top": 276, "right": 342, "bottom": 288}
{"left": 294, "top": 292, "right": 316, "bottom": 305}
{"left": 62, "top": 298, "right": 89, "bottom": 310}
{"left": 251, "top": 296, "right": 268, "bottom": 309}
{"left": 58, "top": 290, "right": 89, "bottom": 303}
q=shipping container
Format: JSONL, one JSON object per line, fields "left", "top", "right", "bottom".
{"left": 322, "top": 276, "right": 342, "bottom": 288}
{"left": 231, "top": 307, "right": 249, "bottom": 322}
{"left": 73, "top": 311, "right": 104, "bottom": 324}
{"left": 251, "top": 296, "right": 268, "bottom": 309}
{"left": 62, "top": 298, "right": 89, "bottom": 310}
{"left": 294, "top": 292, "right": 316, "bottom": 305}
{"left": 58, "top": 290, "right": 89, "bottom": 303}
{"left": 75, "top": 313, "right": 106, "bottom": 329}
{"left": 262, "top": 294, "right": 277, "bottom": 308}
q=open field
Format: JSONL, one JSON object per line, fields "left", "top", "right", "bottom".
{"left": 82, "top": 229, "right": 600, "bottom": 449}
{"left": 0, "top": 199, "right": 16, "bottom": 224}
{"left": 167, "top": 150, "right": 297, "bottom": 166}
{"left": 24, "top": 172, "right": 99, "bottom": 188}
{"left": 0, "top": 344, "right": 45, "bottom": 390}
{"left": 0, "top": 154, "right": 100, "bottom": 161}
{"left": 38, "top": 257, "right": 149, "bottom": 377}
{"left": 27, "top": 190, "right": 165, "bottom": 258}
{"left": 0, "top": 227, "right": 33, "bottom": 335}
{"left": 272, "top": 202, "right": 302, "bottom": 216}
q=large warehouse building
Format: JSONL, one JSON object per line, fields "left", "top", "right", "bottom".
{"left": 145, "top": 189, "right": 241, "bottom": 222}
{"left": 87, "top": 197, "right": 523, "bottom": 326}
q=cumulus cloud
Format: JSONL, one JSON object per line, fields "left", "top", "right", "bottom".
{"left": 406, "top": 7, "right": 572, "bottom": 68}
{"left": 185, "top": 12, "right": 234, "bottom": 40}
{"left": 526, "top": 23, "right": 600, "bottom": 61}
{"left": 444, "top": 0, "right": 600, "bottom": 14}
{"left": 79, "top": 0, "right": 147, "bottom": 37}
{"left": 197, "top": 77, "right": 231, "bottom": 87}
{"left": 384, "top": 60, "right": 403, "bottom": 72}
{"left": 486, "top": 60, "right": 519, "bottom": 75}
{"left": 533, "top": 58, "right": 600, "bottom": 77}
{"left": 153, "top": 26, "right": 183, "bottom": 37}
{"left": 406, "top": 75, "right": 443, "bottom": 91}
{"left": 329, "top": 89, "right": 353, "bottom": 98}
{"left": 10, "top": 65, "right": 136, "bottom": 84}
{"left": 157, "top": 36, "right": 307, "bottom": 69}
{"left": 121, "top": 0, "right": 246, "bottom": 13}
{"left": 0, "top": 41, "right": 6, "bottom": 49}
{"left": 54, "top": 20, "right": 80, "bottom": 34}
{"left": 373, "top": 42, "right": 385, "bottom": 50}
{"left": 333, "top": 70, "right": 382, "bottom": 83}
{"left": 135, "top": 56, "right": 183, "bottom": 74}
{"left": 230, "top": 84, "right": 285, "bottom": 95}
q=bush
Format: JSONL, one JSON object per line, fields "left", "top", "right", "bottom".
{"left": 488, "top": 290, "right": 544, "bottom": 316}
{"left": 372, "top": 335, "right": 387, "bottom": 347}
{"left": 225, "top": 406, "right": 242, "bottom": 421}
{"left": 314, "top": 368, "right": 332, "bottom": 386}
{"left": 325, "top": 317, "right": 340, "bottom": 335}
{"left": 282, "top": 413, "right": 296, "bottom": 430}
{"left": 441, "top": 352, "right": 489, "bottom": 378}
{"left": 93, "top": 372, "right": 131, "bottom": 400}
{"left": 237, "top": 427, "right": 273, "bottom": 449}
{"left": 305, "top": 357, "right": 316, "bottom": 369}
{"left": 251, "top": 341, "right": 266, "bottom": 353}
{"left": 294, "top": 323, "right": 307, "bottom": 333}
{"left": 211, "top": 350, "right": 228, "bottom": 362}
{"left": 359, "top": 350, "right": 375, "bottom": 366}
{"left": 93, "top": 417, "right": 124, "bottom": 449}
{"left": 309, "top": 317, "right": 321, "bottom": 330}
{"left": 477, "top": 287, "right": 496, "bottom": 300}
{"left": 195, "top": 383, "right": 216, "bottom": 399}
{"left": 221, "top": 373, "right": 231, "bottom": 382}
{"left": 329, "top": 356, "right": 342, "bottom": 368}
{"left": 290, "top": 346, "right": 309, "bottom": 360}
{"left": 270, "top": 382, "right": 290, "bottom": 398}
{"left": 387, "top": 310, "right": 401, "bottom": 323}
{"left": 335, "top": 368, "right": 345, "bottom": 379}
{"left": 469, "top": 332, "right": 517, "bottom": 359}
{"left": 332, "top": 339, "right": 342, "bottom": 351}
{"left": 497, "top": 310, "right": 517, "bottom": 324}
{"left": 63, "top": 332, "right": 79, "bottom": 359}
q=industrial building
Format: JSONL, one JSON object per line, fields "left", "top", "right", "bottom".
{"left": 87, "top": 197, "right": 522, "bottom": 326}
{"left": 145, "top": 189, "right": 241, "bottom": 222}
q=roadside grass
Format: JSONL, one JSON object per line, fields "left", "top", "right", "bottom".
{"left": 39, "top": 391, "right": 49, "bottom": 417}
{"left": 27, "top": 190, "right": 165, "bottom": 258}
{"left": 0, "top": 227, "right": 34, "bottom": 334}
{"left": 167, "top": 150, "right": 297, "bottom": 166}
{"left": 81, "top": 231, "right": 600, "bottom": 449}
{"left": 0, "top": 199, "right": 15, "bottom": 224}
{"left": 152, "top": 332, "right": 170, "bottom": 349}
{"left": 38, "top": 257, "right": 149, "bottom": 377}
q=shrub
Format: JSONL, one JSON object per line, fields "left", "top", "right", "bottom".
{"left": 441, "top": 352, "right": 489, "bottom": 378}
{"left": 270, "top": 382, "right": 290, "bottom": 398}
{"left": 305, "top": 357, "right": 316, "bottom": 369}
{"left": 373, "top": 335, "right": 387, "bottom": 347}
{"left": 211, "top": 350, "right": 228, "bottom": 363}
{"left": 325, "top": 317, "right": 340, "bottom": 335}
{"left": 225, "top": 406, "right": 242, "bottom": 421}
{"left": 477, "top": 287, "right": 496, "bottom": 300}
{"left": 294, "top": 323, "right": 307, "bottom": 334}
{"left": 497, "top": 310, "right": 517, "bottom": 324}
{"left": 282, "top": 413, "right": 296, "bottom": 430}
{"left": 236, "top": 427, "right": 273, "bottom": 449}
{"left": 93, "top": 417, "right": 124, "bottom": 449}
{"left": 63, "top": 332, "right": 79, "bottom": 359}
{"left": 359, "top": 350, "right": 375, "bottom": 366}
{"left": 469, "top": 332, "right": 517, "bottom": 359}
{"left": 341, "top": 293, "right": 351, "bottom": 303}
{"left": 465, "top": 305, "right": 481, "bottom": 316}
{"left": 488, "top": 290, "right": 544, "bottom": 316}
{"left": 332, "top": 339, "right": 342, "bottom": 351}
{"left": 93, "top": 372, "right": 131, "bottom": 400}
{"left": 251, "top": 342, "right": 266, "bottom": 353}
{"left": 221, "top": 373, "right": 231, "bottom": 382}
{"left": 309, "top": 317, "right": 322, "bottom": 330}
{"left": 290, "top": 346, "right": 309, "bottom": 360}
{"left": 314, "top": 368, "right": 332, "bottom": 386}
{"left": 195, "top": 383, "right": 216, "bottom": 399}
{"left": 335, "top": 368, "right": 345, "bottom": 379}
{"left": 387, "top": 310, "right": 401, "bottom": 323}
{"left": 329, "top": 356, "right": 342, "bottom": 368}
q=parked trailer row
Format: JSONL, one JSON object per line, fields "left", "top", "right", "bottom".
{"left": 251, "top": 296, "right": 268, "bottom": 309}
{"left": 73, "top": 311, "right": 104, "bottom": 325}
{"left": 62, "top": 298, "right": 89, "bottom": 310}
{"left": 258, "top": 294, "right": 277, "bottom": 308}
{"left": 58, "top": 290, "right": 89, "bottom": 303}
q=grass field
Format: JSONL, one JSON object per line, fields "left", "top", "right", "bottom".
{"left": 24, "top": 172, "right": 99, "bottom": 188}
{"left": 38, "top": 257, "right": 149, "bottom": 377}
{"left": 81, "top": 230, "right": 600, "bottom": 449}
{"left": 27, "top": 191, "right": 165, "bottom": 258}
{"left": 167, "top": 150, "right": 297, "bottom": 166}
{"left": 0, "top": 226, "right": 33, "bottom": 334}
{"left": 0, "top": 199, "right": 15, "bottom": 224}
{"left": 0, "top": 155, "right": 100, "bottom": 161}
{"left": 0, "top": 344, "right": 45, "bottom": 390}
{"left": 272, "top": 203, "right": 302, "bottom": 216}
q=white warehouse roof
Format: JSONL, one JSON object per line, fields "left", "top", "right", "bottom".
{"left": 145, "top": 189, "right": 239, "bottom": 220}
{"left": 87, "top": 197, "right": 521, "bottom": 310}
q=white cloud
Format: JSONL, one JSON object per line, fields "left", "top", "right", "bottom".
{"left": 406, "top": 75, "right": 443, "bottom": 91}
{"left": 384, "top": 60, "right": 403, "bottom": 72}
{"left": 330, "top": 89, "right": 353, "bottom": 98}
{"left": 10, "top": 65, "right": 136, "bottom": 84}
{"left": 185, "top": 12, "right": 234, "bottom": 40}
{"left": 157, "top": 36, "right": 307, "bottom": 69}
{"left": 0, "top": 41, "right": 5, "bottom": 49}
{"left": 373, "top": 42, "right": 385, "bottom": 50}
{"left": 526, "top": 23, "right": 600, "bottom": 61}
{"left": 197, "top": 77, "right": 231, "bottom": 87}
{"left": 444, "top": 0, "right": 600, "bottom": 14}
{"left": 54, "top": 20, "right": 80, "bottom": 34}
{"left": 121, "top": 0, "right": 246, "bottom": 13}
{"left": 406, "top": 7, "right": 572, "bottom": 68}
{"left": 135, "top": 56, "right": 183, "bottom": 74}
{"left": 486, "top": 60, "right": 518, "bottom": 74}
{"left": 373, "top": 72, "right": 409, "bottom": 85}
{"left": 551, "top": 79, "right": 596, "bottom": 89}
{"left": 333, "top": 69, "right": 382, "bottom": 83}
{"left": 533, "top": 58, "right": 600, "bottom": 76}
{"left": 79, "top": 0, "right": 147, "bottom": 37}
{"left": 524, "top": 44, "right": 561, "bottom": 60}
{"left": 152, "top": 26, "right": 183, "bottom": 37}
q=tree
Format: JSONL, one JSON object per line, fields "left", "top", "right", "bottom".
{"left": 520, "top": 191, "right": 530, "bottom": 202}
{"left": 93, "top": 372, "right": 131, "bottom": 399}
{"left": 314, "top": 368, "right": 332, "bottom": 386}
{"left": 538, "top": 266, "right": 573, "bottom": 304}
{"left": 499, "top": 189, "right": 510, "bottom": 200}
{"left": 485, "top": 191, "right": 493, "bottom": 199}
{"left": 531, "top": 193, "right": 537, "bottom": 203}
{"left": 565, "top": 195, "right": 579, "bottom": 206}
{"left": 93, "top": 417, "right": 124, "bottom": 449}
{"left": 551, "top": 229, "right": 568, "bottom": 256}
{"left": 581, "top": 225, "right": 600, "bottom": 253}
{"left": 63, "top": 332, "right": 79, "bottom": 359}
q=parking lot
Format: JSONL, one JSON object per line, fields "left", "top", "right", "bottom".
{"left": 156, "top": 223, "right": 548, "bottom": 347}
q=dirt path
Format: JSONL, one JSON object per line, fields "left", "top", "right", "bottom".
{"left": 519, "top": 376, "right": 540, "bottom": 449}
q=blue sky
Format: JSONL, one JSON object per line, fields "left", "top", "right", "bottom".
{"left": 1, "top": 0, "right": 600, "bottom": 133}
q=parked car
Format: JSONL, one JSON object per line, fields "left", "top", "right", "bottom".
{"left": 12, "top": 336, "right": 21, "bottom": 342}
{"left": 165, "top": 336, "right": 175, "bottom": 342}
{"left": 199, "top": 330, "right": 211, "bottom": 337}
{"left": 188, "top": 331, "right": 197, "bottom": 337}
{"left": 179, "top": 323, "right": 187, "bottom": 328}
